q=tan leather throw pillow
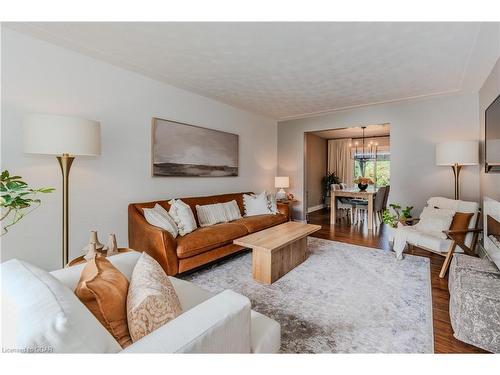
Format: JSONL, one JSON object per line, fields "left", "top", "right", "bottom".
{"left": 75, "top": 255, "right": 132, "bottom": 348}
{"left": 449, "top": 212, "right": 474, "bottom": 244}
{"left": 127, "top": 252, "right": 182, "bottom": 342}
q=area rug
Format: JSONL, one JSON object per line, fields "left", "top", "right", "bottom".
{"left": 182, "top": 237, "right": 433, "bottom": 353}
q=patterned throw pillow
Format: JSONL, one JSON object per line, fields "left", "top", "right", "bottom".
{"left": 127, "top": 252, "right": 182, "bottom": 342}
{"left": 168, "top": 199, "right": 197, "bottom": 236}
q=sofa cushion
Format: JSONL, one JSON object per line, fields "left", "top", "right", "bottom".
{"left": 234, "top": 214, "right": 288, "bottom": 233}
{"left": 176, "top": 223, "right": 248, "bottom": 259}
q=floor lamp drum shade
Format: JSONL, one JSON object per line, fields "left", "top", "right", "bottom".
{"left": 435, "top": 140, "right": 478, "bottom": 200}
{"left": 23, "top": 113, "right": 101, "bottom": 268}
{"left": 435, "top": 141, "right": 478, "bottom": 166}
{"left": 24, "top": 114, "right": 101, "bottom": 156}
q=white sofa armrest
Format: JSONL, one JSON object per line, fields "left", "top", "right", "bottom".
{"left": 122, "top": 290, "right": 251, "bottom": 353}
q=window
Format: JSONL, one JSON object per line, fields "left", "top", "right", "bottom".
{"left": 353, "top": 151, "right": 390, "bottom": 187}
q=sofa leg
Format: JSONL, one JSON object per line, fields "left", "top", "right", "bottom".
{"left": 439, "top": 241, "right": 457, "bottom": 278}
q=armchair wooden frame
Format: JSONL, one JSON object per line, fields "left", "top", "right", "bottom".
{"left": 402, "top": 212, "right": 482, "bottom": 278}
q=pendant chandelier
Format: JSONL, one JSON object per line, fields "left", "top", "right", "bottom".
{"left": 349, "top": 126, "right": 378, "bottom": 161}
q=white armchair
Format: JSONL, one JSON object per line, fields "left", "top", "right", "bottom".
{"left": 392, "top": 197, "right": 481, "bottom": 278}
{"left": 2, "top": 251, "right": 280, "bottom": 353}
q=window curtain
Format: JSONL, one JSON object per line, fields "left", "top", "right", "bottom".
{"left": 328, "top": 138, "right": 353, "bottom": 186}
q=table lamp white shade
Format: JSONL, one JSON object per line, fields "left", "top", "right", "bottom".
{"left": 275, "top": 176, "right": 290, "bottom": 188}
{"left": 435, "top": 141, "right": 478, "bottom": 166}
{"left": 24, "top": 114, "right": 101, "bottom": 156}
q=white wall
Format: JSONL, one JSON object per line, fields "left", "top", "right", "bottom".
{"left": 479, "top": 57, "right": 500, "bottom": 202}
{"left": 1, "top": 29, "right": 277, "bottom": 270}
{"left": 278, "top": 93, "right": 480, "bottom": 220}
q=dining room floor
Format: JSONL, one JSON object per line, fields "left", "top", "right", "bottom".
{"left": 307, "top": 208, "right": 488, "bottom": 353}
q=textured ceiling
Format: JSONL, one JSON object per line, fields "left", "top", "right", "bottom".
{"left": 5, "top": 22, "right": 483, "bottom": 119}
{"left": 312, "top": 124, "right": 390, "bottom": 139}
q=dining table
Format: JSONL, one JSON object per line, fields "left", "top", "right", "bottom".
{"left": 330, "top": 187, "right": 378, "bottom": 230}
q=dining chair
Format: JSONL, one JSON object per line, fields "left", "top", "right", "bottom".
{"left": 331, "top": 184, "right": 356, "bottom": 223}
{"left": 355, "top": 186, "right": 388, "bottom": 227}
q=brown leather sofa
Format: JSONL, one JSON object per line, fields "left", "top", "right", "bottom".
{"left": 128, "top": 192, "right": 289, "bottom": 275}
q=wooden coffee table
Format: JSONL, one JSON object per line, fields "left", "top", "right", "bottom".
{"left": 234, "top": 221, "right": 321, "bottom": 284}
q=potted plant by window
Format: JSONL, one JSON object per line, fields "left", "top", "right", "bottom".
{"left": 1, "top": 170, "right": 54, "bottom": 236}
{"left": 353, "top": 176, "right": 374, "bottom": 191}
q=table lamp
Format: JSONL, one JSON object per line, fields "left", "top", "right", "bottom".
{"left": 24, "top": 114, "right": 101, "bottom": 267}
{"left": 275, "top": 176, "right": 290, "bottom": 201}
{"left": 436, "top": 140, "right": 478, "bottom": 200}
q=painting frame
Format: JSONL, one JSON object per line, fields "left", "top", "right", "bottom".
{"left": 151, "top": 117, "right": 239, "bottom": 177}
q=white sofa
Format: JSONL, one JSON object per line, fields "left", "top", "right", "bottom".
{"left": 1, "top": 251, "right": 280, "bottom": 353}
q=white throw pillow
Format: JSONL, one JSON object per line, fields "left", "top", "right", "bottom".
{"left": 222, "top": 200, "right": 242, "bottom": 221}
{"left": 143, "top": 204, "right": 178, "bottom": 238}
{"left": 1, "top": 259, "right": 122, "bottom": 353}
{"left": 196, "top": 203, "right": 228, "bottom": 227}
{"left": 415, "top": 206, "right": 455, "bottom": 239}
{"left": 243, "top": 192, "right": 270, "bottom": 216}
{"left": 168, "top": 199, "right": 197, "bottom": 236}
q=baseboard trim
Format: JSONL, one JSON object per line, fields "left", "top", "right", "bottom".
{"left": 307, "top": 204, "right": 325, "bottom": 213}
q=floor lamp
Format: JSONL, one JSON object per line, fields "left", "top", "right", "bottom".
{"left": 24, "top": 114, "right": 101, "bottom": 267}
{"left": 436, "top": 140, "right": 478, "bottom": 200}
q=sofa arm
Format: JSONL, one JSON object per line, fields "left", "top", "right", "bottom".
{"left": 277, "top": 203, "right": 290, "bottom": 220}
{"left": 122, "top": 290, "right": 251, "bottom": 353}
{"left": 128, "top": 204, "right": 179, "bottom": 275}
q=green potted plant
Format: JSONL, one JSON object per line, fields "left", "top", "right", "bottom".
{"left": 322, "top": 172, "right": 341, "bottom": 207}
{"left": 382, "top": 203, "right": 414, "bottom": 228}
{"left": 1, "top": 170, "right": 54, "bottom": 235}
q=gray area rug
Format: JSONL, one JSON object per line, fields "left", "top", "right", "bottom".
{"left": 183, "top": 237, "right": 433, "bottom": 353}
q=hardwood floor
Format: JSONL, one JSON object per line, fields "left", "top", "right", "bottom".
{"left": 307, "top": 208, "right": 487, "bottom": 354}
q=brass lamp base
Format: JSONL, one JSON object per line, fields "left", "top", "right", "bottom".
{"left": 451, "top": 163, "right": 462, "bottom": 201}
{"left": 57, "top": 154, "right": 74, "bottom": 267}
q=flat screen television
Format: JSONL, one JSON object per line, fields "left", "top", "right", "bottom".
{"left": 485, "top": 93, "right": 500, "bottom": 173}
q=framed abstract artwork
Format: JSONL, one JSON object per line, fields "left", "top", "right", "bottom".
{"left": 151, "top": 118, "right": 239, "bottom": 177}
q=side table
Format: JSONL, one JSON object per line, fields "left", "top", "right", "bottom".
{"left": 277, "top": 199, "right": 298, "bottom": 221}
{"left": 67, "top": 247, "right": 133, "bottom": 267}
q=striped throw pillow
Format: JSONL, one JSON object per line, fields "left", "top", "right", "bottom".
{"left": 196, "top": 203, "right": 229, "bottom": 227}
{"left": 222, "top": 200, "right": 242, "bottom": 221}
{"left": 196, "top": 200, "right": 242, "bottom": 227}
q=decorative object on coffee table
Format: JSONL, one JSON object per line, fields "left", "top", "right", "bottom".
{"left": 81, "top": 230, "right": 105, "bottom": 255}
{"left": 24, "top": 113, "right": 101, "bottom": 267}
{"left": 83, "top": 243, "right": 98, "bottom": 262}
{"left": 106, "top": 234, "right": 119, "bottom": 256}
{"left": 234, "top": 221, "right": 321, "bottom": 284}
{"left": 275, "top": 176, "right": 289, "bottom": 201}
{"left": 152, "top": 117, "right": 238, "bottom": 177}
